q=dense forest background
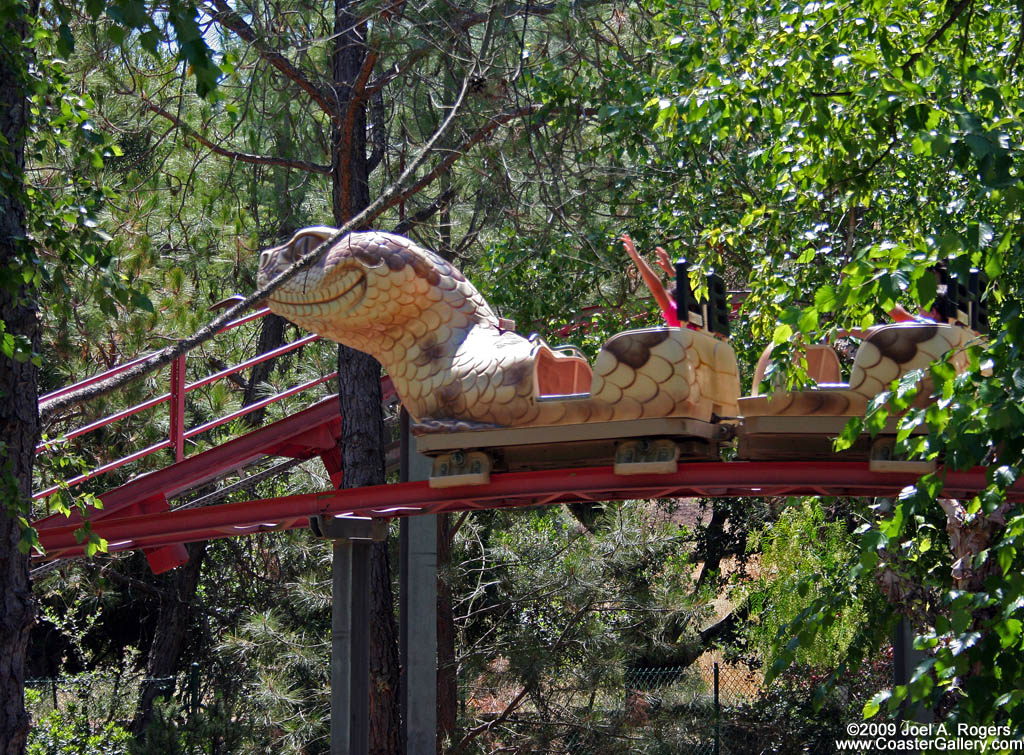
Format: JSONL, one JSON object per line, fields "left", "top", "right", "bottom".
{"left": 2, "top": 0, "right": 1024, "bottom": 752}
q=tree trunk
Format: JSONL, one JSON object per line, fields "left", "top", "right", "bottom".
{"left": 0, "top": 10, "right": 36, "bottom": 754}
{"left": 332, "top": 0, "right": 371, "bottom": 224}
{"left": 242, "top": 313, "right": 287, "bottom": 426}
{"left": 694, "top": 501, "right": 729, "bottom": 592}
{"left": 131, "top": 541, "right": 207, "bottom": 736}
{"left": 369, "top": 538, "right": 402, "bottom": 755}
{"left": 331, "top": 3, "right": 401, "bottom": 752}
{"left": 337, "top": 347, "right": 401, "bottom": 753}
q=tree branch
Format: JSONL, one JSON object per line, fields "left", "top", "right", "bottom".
{"left": 205, "top": 357, "right": 250, "bottom": 391}
{"left": 698, "top": 601, "right": 749, "bottom": 646}
{"left": 366, "top": 104, "right": 596, "bottom": 226}
{"left": 903, "top": 0, "right": 973, "bottom": 73}
{"left": 390, "top": 185, "right": 456, "bottom": 236}
{"left": 1011, "top": 10, "right": 1024, "bottom": 72}
{"left": 337, "top": 50, "right": 379, "bottom": 219}
{"left": 203, "top": 0, "right": 339, "bottom": 118}
{"left": 639, "top": 602, "right": 751, "bottom": 672}
{"left": 39, "top": 76, "right": 473, "bottom": 422}
{"left": 138, "top": 96, "right": 332, "bottom": 174}
{"left": 347, "top": 50, "right": 378, "bottom": 126}
{"left": 449, "top": 599, "right": 594, "bottom": 754}
{"left": 366, "top": 50, "right": 431, "bottom": 99}
{"left": 364, "top": 3, "right": 562, "bottom": 97}
{"left": 367, "top": 105, "right": 537, "bottom": 224}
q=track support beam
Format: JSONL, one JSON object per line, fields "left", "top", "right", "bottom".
{"left": 315, "top": 517, "right": 386, "bottom": 755}
{"left": 400, "top": 411, "right": 437, "bottom": 754}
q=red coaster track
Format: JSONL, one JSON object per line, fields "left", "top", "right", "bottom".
{"left": 33, "top": 309, "right": 1013, "bottom": 571}
{"left": 35, "top": 461, "right": 1020, "bottom": 563}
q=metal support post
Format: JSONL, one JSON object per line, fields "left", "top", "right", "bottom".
{"left": 350, "top": 539, "right": 370, "bottom": 754}
{"left": 188, "top": 662, "right": 200, "bottom": 720}
{"left": 314, "top": 516, "right": 387, "bottom": 755}
{"left": 170, "top": 355, "right": 187, "bottom": 462}
{"left": 399, "top": 410, "right": 437, "bottom": 755}
{"left": 894, "top": 617, "right": 932, "bottom": 724}
{"left": 714, "top": 661, "right": 720, "bottom": 755}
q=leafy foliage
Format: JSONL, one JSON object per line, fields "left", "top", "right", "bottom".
{"left": 27, "top": 696, "right": 131, "bottom": 755}
{"left": 721, "top": 655, "right": 892, "bottom": 755}
{"left": 598, "top": 0, "right": 1024, "bottom": 727}
{"left": 504, "top": 0, "right": 1024, "bottom": 728}
{"left": 745, "top": 499, "right": 880, "bottom": 670}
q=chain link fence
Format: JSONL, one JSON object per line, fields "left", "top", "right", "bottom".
{"left": 26, "top": 671, "right": 151, "bottom": 724}
{"left": 461, "top": 656, "right": 890, "bottom": 754}
{"left": 462, "top": 662, "right": 751, "bottom": 754}
{"left": 25, "top": 663, "right": 203, "bottom": 725}
{"left": 26, "top": 659, "right": 886, "bottom": 753}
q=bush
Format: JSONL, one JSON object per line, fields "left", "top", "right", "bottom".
{"left": 28, "top": 702, "right": 131, "bottom": 755}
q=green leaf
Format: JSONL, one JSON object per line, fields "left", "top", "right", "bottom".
{"left": 964, "top": 133, "right": 991, "bottom": 158}
{"left": 84, "top": 534, "right": 108, "bottom": 558}
{"left": 106, "top": 25, "right": 126, "bottom": 45}
{"left": 835, "top": 417, "right": 863, "bottom": 451}
{"left": 798, "top": 308, "right": 818, "bottom": 334}
{"left": 57, "top": 22, "right": 75, "bottom": 56}
{"left": 773, "top": 323, "right": 793, "bottom": 345}
{"left": 863, "top": 690, "right": 890, "bottom": 718}
{"left": 814, "top": 285, "right": 839, "bottom": 311}
{"left": 18, "top": 525, "right": 40, "bottom": 555}
{"left": 913, "top": 270, "right": 937, "bottom": 308}
{"left": 879, "top": 505, "right": 905, "bottom": 538}
{"left": 992, "top": 465, "right": 1019, "bottom": 489}
{"left": 130, "top": 290, "right": 154, "bottom": 313}
{"left": 995, "top": 619, "right": 1022, "bottom": 649}
{"left": 950, "top": 631, "right": 981, "bottom": 656}
{"left": 860, "top": 529, "right": 888, "bottom": 568}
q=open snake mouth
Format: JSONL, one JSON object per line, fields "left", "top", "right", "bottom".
{"left": 268, "top": 269, "right": 367, "bottom": 318}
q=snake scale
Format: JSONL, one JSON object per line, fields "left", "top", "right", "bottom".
{"left": 739, "top": 323, "right": 977, "bottom": 418}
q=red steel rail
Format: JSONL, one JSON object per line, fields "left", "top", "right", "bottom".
{"left": 34, "top": 395, "right": 347, "bottom": 531}
{"left": 35, "top": 461, "right": 1021, "bottom": 561}
{"left": 37, "top": 307, "right": 274, "bottom": 406}
{"left": 34, "top": 308, "right": 332, "bottom": 500}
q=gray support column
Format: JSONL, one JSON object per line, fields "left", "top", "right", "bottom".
{"left": 894, "top": 617, "right": 931, "bottom": 724}
{"left": 314, "top": 517, "right": 386, "bottom": 755}
{"left": 331, "top": 539, "right": 352, "bottom": 755}
{"left": 399, "top": 410, "right": 437, "bottom": 754}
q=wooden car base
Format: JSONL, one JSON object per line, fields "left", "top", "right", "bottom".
{"left": 416, "top": 417, "right": 733, "bottom": 487}
{"left": 737, "top": 414, "right": 934, "bottom": 472}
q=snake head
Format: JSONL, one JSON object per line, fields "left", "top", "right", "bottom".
{"left": 258, "top": 226, "right": 338, "bottom": 276}
{"left": 257, "top": 229, "right": 495, "bottom": 345}
{"left": 258, "top": 227, "right": 379, "bottom": 335}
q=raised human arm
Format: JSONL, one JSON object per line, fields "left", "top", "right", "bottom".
{"left": 655, "top": 246, "right": 675, "bottom": 277}
{"left": 622, "top": 234, "right": 676, "bottom": 323}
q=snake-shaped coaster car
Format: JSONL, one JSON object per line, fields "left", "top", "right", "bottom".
{"left": 737, "top": 293, "right": 986, "bottom": 470}
{"left": 258, "top": 229, "right": 740, "bottom": 486}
